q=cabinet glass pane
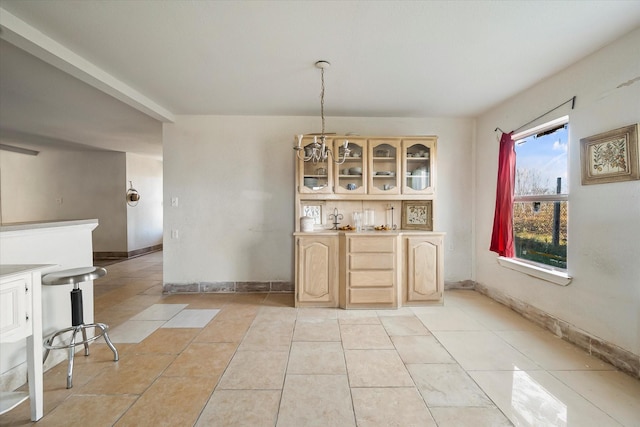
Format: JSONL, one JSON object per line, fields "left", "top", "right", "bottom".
{"left": 337, "top": 141, "right": 364, "bottom": 192}
{"left": 405, "top": 143, "right": 431, "bottom": 190}
{"left": 302, "top": 143, "right": 330, "bottom": 190}
{"left": 371, "top": 143, "right": 397, "bottom": 192}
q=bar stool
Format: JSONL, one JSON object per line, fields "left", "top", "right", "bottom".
{"left": 42, "top": 267, "right": 119, "bottom": 388}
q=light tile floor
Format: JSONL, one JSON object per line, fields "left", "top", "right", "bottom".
{"left": 2, "top": 251, "right": 639, "bottom": 426}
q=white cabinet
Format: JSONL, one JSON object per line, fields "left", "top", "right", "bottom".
{"left": 0, "top": 276, "right": 31, "bottom": 343}
{"left": 0, "top": 265, "right": 47, "bottom": 421}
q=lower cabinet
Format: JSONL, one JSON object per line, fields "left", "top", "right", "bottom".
{"left": 340, "top": 234, "right": 398, "bottom": 309}
{"left": 404, "top": 235, "right": 444, "bottom": 304}
{"left": 294, "top": 232, "right": 444, "bottom": 308}
{"left": 295, "top": 236, "right": 339, "bottom": 307}
{"left": 0, "top": 275, "right": 31, "bottom": 343}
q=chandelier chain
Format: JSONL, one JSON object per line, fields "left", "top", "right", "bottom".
{"left": 293, "top": 60, "right": 350, "bottom": 165}
{"left": 320, "top": 66, "right": 325, "bottom": 136}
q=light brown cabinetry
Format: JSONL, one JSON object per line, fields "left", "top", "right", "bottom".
{"left": 340, "top": 234, "right": 398, "bottom": 309}
{"left": 402, "top": 138, "right": 436, "bottom": 195}
{"left": 295, "top": 235, "right": 339, "bottom": 307}
{"left": 369, "top": 139, "right": 401, "bottom": 195}
{"left": 403, "top": 234, "right": 444, "bottom": 304}
{"left": 296, "top": 136, "right": 333, "bottom": 194}
{"left": 294, "top": 134, "right": 443, "bottom": 309}
{"left": 335, "top": 139, "right": 367, "bottom": 194}
{"left": 295, "top": 135, "right": 437, "bottom": 199}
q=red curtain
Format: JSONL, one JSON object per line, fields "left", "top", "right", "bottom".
{"left": 490, "top": 132, "right": 515, "bottom": 257}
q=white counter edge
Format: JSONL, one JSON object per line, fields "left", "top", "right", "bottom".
{"left": 0, "top": 219, "right": 98, "bottom": 235}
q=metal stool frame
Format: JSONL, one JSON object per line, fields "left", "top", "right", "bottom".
{"left": 42, "top": 267, "right": 118, "bottom": 388}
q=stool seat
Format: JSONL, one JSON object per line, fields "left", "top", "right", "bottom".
{"left": 42, "top": 266, "right": 118, "bottom": 388}
{"left": 42, "top": 267, "right": 106, "bottom": 286}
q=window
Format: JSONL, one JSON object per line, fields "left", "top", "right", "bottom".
{"left": 512, "top": 116, "right": 569, "bottom": 270}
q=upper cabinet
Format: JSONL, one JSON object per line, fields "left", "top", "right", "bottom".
{"left": 402, "top": 137, "right": 436, "bottom": 195}
{"left": 335, "top": 138, "right": 367, "bottom": 195}
{"left": 297, "top": 136, "right": 333, "bottom": 194}
{"left": 296, "top": 135, "right": 437, "bottom": 198}
{"left": 368, "top": 139, "right": 401, "bottom": 195}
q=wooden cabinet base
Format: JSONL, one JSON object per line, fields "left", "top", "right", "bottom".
{"left": 295, "top": 231, "right": 444, "bottom": 309}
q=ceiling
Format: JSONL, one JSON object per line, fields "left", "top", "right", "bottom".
{"left": 1, "top": 1, "right": 639, "bottom": 159}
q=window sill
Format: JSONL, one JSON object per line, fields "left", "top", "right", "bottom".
{"left": 497, "top": 257, "right": 572, "bottom": 286}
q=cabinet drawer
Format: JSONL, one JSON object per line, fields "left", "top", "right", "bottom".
{"left": 349, "top": 288, "right": 395, "bottom": 304}
{"left": 349, "top": 253, "right": 394, "bottom": 270}
{"left": 349, "top": 271, "right": 394, "bottom": 288}
{"left": 349, "top": 236, "right": 395, "bottom": 253}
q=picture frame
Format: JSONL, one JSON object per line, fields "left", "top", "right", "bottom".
{"left": 401, "top": 200, "right": 433, "bottom": 230}
{"left": 580, "top": 123, "right": 639, "bottom": 185}
{"left": 301, "top": 201, "right": 325, "bottom": 228}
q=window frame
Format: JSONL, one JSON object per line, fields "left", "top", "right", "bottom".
{"left": 498, "top": 116, "right": 572, "bottom": 285}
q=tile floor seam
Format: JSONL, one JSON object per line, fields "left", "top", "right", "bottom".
{"left": 403, "top": 318, "right": 513, "bottom": 422}
{"left": 272, "top": 316, "right": 295, "bottom": 427}
{"left": 544, "top": 368, "right": 628, "bottom": 426}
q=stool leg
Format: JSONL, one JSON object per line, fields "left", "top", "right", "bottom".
{"left": 43, "top": 333, "right": 58, "bottom": 364}
{"left": 43, "top": 328, "right": 68, "bottom": 363}
{"left": 99, "top": 324, "right": 119, "bottom": 361}
{"left": 67, "top": 327, "right": 79, "bottom": 389}
{"left": 81, "top": 327, "right": 90, "bottom": 356}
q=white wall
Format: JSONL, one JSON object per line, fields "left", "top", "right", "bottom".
{"left": 0, "top": 150, "right": 128, "bottom": 252}
{"left": 163, "top": 115, "right": 474, "bottom": 284}
{"left": 125, "top": 153, "right": 163, "bottom": 251}
{"left": 475, "top": 28, "right": 640, "bottom": 355}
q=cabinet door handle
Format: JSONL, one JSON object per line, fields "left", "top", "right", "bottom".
{"left": 26, "top": 314, "right": 30, "bottom": 321}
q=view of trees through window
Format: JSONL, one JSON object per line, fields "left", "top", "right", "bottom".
{"left": 513, "top": 119, "right": 569, "bottom": 269}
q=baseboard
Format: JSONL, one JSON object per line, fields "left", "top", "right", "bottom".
{"left": 93, "top": 244, "right": 162, "bottom": 261}
{"left": 163, "top": 281, "right": 294, "bottom": 294}
{"left": 474, "top": 282, "right": 639, "bottom": 380}
{"left": 1, "top": 347, "right": 69, "bottom": 393}
{"left": 444, "top": 280, "right": 476, "bottom": 290}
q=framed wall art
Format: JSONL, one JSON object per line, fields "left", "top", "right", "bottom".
{"left": 580, "top": 123, "right": 639, "bottom": 185}
{"left": 401, "top": 200, "right": 433, "bottom": 230}
{"left": 301, "top": 201, "right": 325, "bottom": 228}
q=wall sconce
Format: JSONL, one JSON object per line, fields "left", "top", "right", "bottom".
{"left": 126, "top": 181, "right": 141, "bottom": 207}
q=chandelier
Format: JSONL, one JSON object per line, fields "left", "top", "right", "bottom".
{"left": 294, "top": 60, "right": 350, "bottom": 164}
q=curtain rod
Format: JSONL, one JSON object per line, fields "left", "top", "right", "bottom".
{"left": 494, "top": 96, "right": 576, "bottom": 135}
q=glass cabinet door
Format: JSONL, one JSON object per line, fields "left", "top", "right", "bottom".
{"left": 368, "top": 139, "right": 401, "bottom": 195}
{"left": 297, "top": 137, "right": 333, "bottom": 194}
{"left": 402, "top": 139, "right": 435, "bottom": 194}
{"left": 334, "top": 139, "right": 366, "bottom": 194}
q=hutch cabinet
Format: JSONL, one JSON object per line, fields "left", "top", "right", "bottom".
{"left": 294, "top": 134, "right": 443, "bottom": 309}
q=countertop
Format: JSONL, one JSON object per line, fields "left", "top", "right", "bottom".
{"left": 0, "top": 264, "right": 55, "bottom": 278}
{"left": 0, "top": 219, "right": 98, "bottom": 233}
